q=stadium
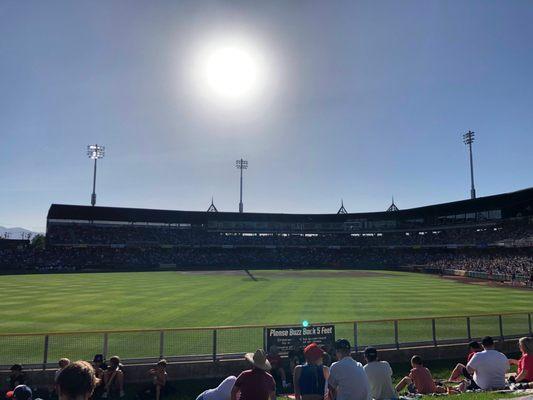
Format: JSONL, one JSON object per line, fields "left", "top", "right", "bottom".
{"left": 42, "top": 187, "right": 532, "bottom": 270}
{"left": 1, "top": 188, "right": 532, "bottom": 399}
{"left": 3, "top": 1, "right": 533, "bottom": 399}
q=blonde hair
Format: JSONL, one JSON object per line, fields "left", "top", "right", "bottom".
{"left": 59, "top": 358, "right": 71, "bottom": 368}
{"left": 519, "top": 337, "right": 533, "bottom": 355}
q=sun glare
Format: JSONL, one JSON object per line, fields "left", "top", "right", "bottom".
{"left": 205, "top": 45, "right": 258, "bottom": 99}
{"left": 192, "top": 37, "right": 267, "bottom": 107}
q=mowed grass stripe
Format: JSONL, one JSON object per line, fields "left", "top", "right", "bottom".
{"left": 1, "top": 270, "right": 532, "bottom": 332}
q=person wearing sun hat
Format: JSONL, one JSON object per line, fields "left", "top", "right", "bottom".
{"left": 293, "top": 343, "right": 330, "bottom": 400}
{"left": 231, "top": 349, "right": 276, "bottom": 400}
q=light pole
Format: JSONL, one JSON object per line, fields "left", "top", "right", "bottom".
{"left": 462, "top": 131, "right": 476, "bottom": 199}
{"left": 87, "top": 144, "right": 105, "bottom": 206}
{"left": 235, "top": 158, "right": 248, "bottom": 213}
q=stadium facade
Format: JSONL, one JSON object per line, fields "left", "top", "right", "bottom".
{"left": 46, "top": 188, "right": 532, "bottom": 247}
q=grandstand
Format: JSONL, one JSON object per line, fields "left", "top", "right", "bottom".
{"left": 46, "top": 188, "right": 532, "bottom": 246}
{"left": 1, "top": 188, "right": 532, "bottom": 274}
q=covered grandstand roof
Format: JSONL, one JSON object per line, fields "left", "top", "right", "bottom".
{"left": 47, "top": 187, "right": 533, "bottom": 225}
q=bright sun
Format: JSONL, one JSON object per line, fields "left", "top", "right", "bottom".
{"left": 193, "top": 38, "right": 266, "bottom": 105}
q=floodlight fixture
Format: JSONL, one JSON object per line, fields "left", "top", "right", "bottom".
{"left": 462, "top": 131, "right": 475, "bottom": 145}
{"left": 87, "top": 144, "right": 105, "bottom": 206}
{"left": 236, "top": 158, "right": 248, "bottom": 213}
{"left": 462, "top": 131, "right": 476, "bottom": 199}
{"left": 236, "top": 159, "right": 248, "bottom": 169}
{"left": 87, "top": 144, "right": 105, "bottom": 160}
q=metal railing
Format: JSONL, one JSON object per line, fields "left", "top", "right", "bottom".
{"left": 1, "top": 311, "right": 531, "bottom": 369}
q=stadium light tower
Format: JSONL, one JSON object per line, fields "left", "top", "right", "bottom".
{"left": 87, "top": 144, "right": 105, "bottom": 206}
{"left": 235, "top": 158, "right": 248, "bottom": 213}
{"left": 462, "top": 130, "right": 476, "bottom": 199}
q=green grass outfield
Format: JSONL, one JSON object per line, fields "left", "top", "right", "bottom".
{"left": 0, "top": 269, "right": 532, "bottom": 365}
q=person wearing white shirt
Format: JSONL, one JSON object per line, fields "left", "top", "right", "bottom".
{"left": 466, "top": 336, "right": 509, "bottom": 390}
{"left": 328, "top": 339, "right": 370, "bottom": 400}
{"left": 363, "top": 347, "right": 398, "bottom": 400}
{"left": 196, "top": 376, "right": 237, "bottom": 400}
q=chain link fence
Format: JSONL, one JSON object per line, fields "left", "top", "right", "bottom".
{"left": 1, "top": 311, "right": 531, "bottom": 368}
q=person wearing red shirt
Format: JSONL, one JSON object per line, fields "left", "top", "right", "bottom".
{"left": 395, "top": 355, "right": 446, "bottom": 395}
{"left": 509, "top": 337, "right": 533, "bottom": 383}
{"left": 231, "top": 349, "right": 276, "bottom": 400}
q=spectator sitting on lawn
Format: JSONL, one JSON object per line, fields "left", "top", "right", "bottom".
{"left": 55, "top": 358, "right": 71, "bottom": 382}
{"left": 148, "top": 359, "right": 168, "bottom": 400}
{"left": 395, "top": 355, "right": 446, "bottom": 395}
{"left": 328, "top": 339, "right": 370, "bottom": 400}
{"left": 53, "top": 358, "right": 71, "bottom": 397}
{"left": 293, "top": 343, "right": 329, "bottom": 400}
{"left": 6, "top": 385, "right": 33, "bottom": 400}
{"left": 448, "top": 341, "right": 482, "bottom": 382}
{"left": 267, "top": 345, "right": 289, "bottom": 389}
{"left": 464, "top": 336, "right": 509, "bottom": 391}
{"left": 508, "top": 337, "right": 533, "bottom": 384}
{"left": 289, "top": 339, "right": 305, "bottom": 376}
{"left": 196, "top": 376, "right": 236, "bottom": 400}
{"left": 92, "top": 354, "right": 107, "bottom": 380}
{"left": 321, "top": 343, "right": 335, "bottom": 367}
{"left": 8, "top": 364, "right": 26, "bottom": 390}
{"left": 91, "top": 354, "right": 106, "bottom": 399}
{"left": 363, "top": 347, "right": 398, "bottom": 400}
{"left": 57, "top": 361, "right": 98, "bottom": 400}
{"left": 102, "top": 356, "right": 124, "bottom": 398}
{"left": 231, "top": 349, "right": 276, "bottom": 400}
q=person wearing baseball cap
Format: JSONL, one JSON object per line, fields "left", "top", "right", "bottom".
{"left": 6, "top": 385, "right": 32, "bottom": 400}
{"left": 328, "top": 339, "right": 370, "bottom": 400}
{"left": 294, "top": 343, "right": 330, "bottom": 400}
{"left": 363, "top": 347, "right": 397, "bottom": 400}
{"left": 231, "top": 349, "right": 275, "bottom": 400}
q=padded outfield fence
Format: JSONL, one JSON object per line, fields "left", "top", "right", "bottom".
{"left": 1, "top": 311, "right": 532, "bottom": 369}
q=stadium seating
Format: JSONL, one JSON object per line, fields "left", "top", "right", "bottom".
{"left": 1, "top": 189, "right": 531, "bottom": 277}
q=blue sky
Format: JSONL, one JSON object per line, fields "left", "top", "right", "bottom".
{"left": 1, "top": 0, "right": 532, "bottom": 232}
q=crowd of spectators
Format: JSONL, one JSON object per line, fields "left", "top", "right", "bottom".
{"left": 2, "top": 356, "right": 168, "bottom": 400}
{"left": 46, "top": 221, "right": 532, "bottom": 248}
{"left": 4, "top": 336, "right": 532, "bottom": 400}
{"left": 1, "top": 220, "right": 531, "bottom": 285}
{"left": 1, "top": 245, "right": 531, "bottom": 282}
{"left": 428, "top": 253, "right": 533, "bottom": 278}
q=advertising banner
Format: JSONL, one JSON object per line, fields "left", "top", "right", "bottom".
{"left": 264, "top": 324, "right": 335, "bottom": 352}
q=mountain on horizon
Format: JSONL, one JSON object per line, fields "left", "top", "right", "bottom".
{"left": 0, "top": 226, "right": 41, "bottom": 240}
